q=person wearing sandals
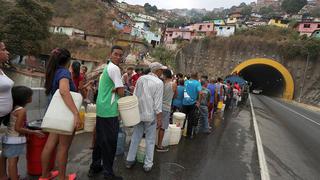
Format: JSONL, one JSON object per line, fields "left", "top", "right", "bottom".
{"left": 40, "top": 48, "right": 80, "bottom": 180}
{"left": 156, "top": 69, "right": 176, "bottom": 152}
{"left": 0, "top": 86, "right": 45, "bottom": 180}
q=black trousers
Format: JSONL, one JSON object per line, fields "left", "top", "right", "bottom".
{"left": 182, "top": 104, "right": 196, "bottom": 137}
{"left": 90, "top": 116, "right": 119, "bottom": 176}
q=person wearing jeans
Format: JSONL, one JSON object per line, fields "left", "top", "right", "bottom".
{"left": 125, "top": 62, "right": 165, "bottom": 172}
{"left": 197, "top": 80, "right": 211, "bottom": 134}
{"left": 182, "top": 72, "right": 202, "bottom": 138}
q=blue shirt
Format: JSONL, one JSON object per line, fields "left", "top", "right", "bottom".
{"left": 207, "top": 83, "right": 215, "bottom": 103}
{"left": 172, "top": 85, "right": 184, "bottom": 108}
{"left": 51, "top": 67, "right": 76, "bottom": 96}
{"left": 183, "top": 79, "right": 201, "bottom": 106}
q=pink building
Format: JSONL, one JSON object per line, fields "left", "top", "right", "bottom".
{"left": 295, "top": 21, "right": 320, "bottom": 37}
{"left": 164, "top": 28, "right": 195, "bottom": 44}
{"left": 187, "top": 22, "right": 215, "bottom": 37}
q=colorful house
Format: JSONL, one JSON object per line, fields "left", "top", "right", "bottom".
{"left": 164, "top": 28, "right": 194, "bottom": 44}
{"left": 268, "top": 19, "right": 289, "bottom": 28}
{"left": 187, "top": 22, "right": 215, "bottom": 37}
{"left": 212, "top": 19, "right": 226, "bottom": 26}
{"left": 311, "top": 30, "right": 320, "bottom": 38}
{"left": 294, "top": 21, "right": 320, "bottom": 37}
{"left": 214, "top": 25, "right": 236, "bottom": 37}
{"left": 227, "top": 12, "right": 243, "bottom": 24}
{"left": 144, "top": 31, "right": 161, "bottom": 47}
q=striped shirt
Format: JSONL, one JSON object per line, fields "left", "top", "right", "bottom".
{"left": 134, "top": 73, "right": 163, "bottom": 122}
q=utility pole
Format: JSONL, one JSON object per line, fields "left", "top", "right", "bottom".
{"left": 299, "top": 52, "right": 310, "bottom": 103}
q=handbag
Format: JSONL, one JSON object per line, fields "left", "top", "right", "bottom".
{"left": 41, "top": 90, "right": 83, "bottom": 135}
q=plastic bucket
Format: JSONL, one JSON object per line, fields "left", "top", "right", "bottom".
{"left": 27, "top": 133, "right": 55, "bottom": 176}
{"left": 118, "top": 96, "right": 140, "bottom": 127}
{"left": 173, "top": 112, "right": 186, "bottom": 127}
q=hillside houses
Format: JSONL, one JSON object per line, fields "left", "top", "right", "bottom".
{"left": 294, "top": 21, "right": 320, "bottom": 36}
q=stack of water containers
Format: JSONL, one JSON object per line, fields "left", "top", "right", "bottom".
{"left": 156, "top": 112, "right": 186, "bottom": 147}
{"left": 84, "top": 104, "right": 96, "bottom": 132}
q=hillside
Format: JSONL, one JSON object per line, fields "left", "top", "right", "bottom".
{"left": 41, "top": 0, "right": 117, "bottom": 36}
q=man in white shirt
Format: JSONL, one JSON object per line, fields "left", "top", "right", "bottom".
{"left": 125, "top": 62, "right": 166, "bottom": 172}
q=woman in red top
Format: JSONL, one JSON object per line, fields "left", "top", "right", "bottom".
{"left": 69, "top": 61, "right": 84, "bottom": 92}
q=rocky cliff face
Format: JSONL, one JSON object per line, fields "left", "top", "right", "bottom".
{"left": 175, "top": 38, "right": 320, "bottom": 105}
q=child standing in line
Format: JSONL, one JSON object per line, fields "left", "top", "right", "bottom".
{"left": 0, "top": 86, "right": 45, "bottom": 180}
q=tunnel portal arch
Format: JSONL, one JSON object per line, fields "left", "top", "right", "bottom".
{"left": 233, "top": 58, "right": 294, "bottom": 100}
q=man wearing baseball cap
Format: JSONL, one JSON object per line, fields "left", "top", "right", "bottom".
{"left": 125, "top": 62, "right": 166, "bottom": 172}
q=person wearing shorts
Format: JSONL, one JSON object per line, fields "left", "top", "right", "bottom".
{"left": 156, "top": 69, "right": 176, "bottom": 152}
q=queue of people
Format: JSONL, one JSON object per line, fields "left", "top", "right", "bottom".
{"left": 0, "top": 41, "right": 247, "bottom": 180}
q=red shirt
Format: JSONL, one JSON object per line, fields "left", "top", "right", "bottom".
{"left": 72, "top": 74, "right": 84, "bottom": 92}
{"left": 131, "top": 73, "right": 141, "bottom": 88}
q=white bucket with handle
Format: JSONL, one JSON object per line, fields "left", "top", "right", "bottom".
{"left": 173, "top": 112, "right": 186, "bottom": 127}
{"left": 118, "top": 96, "right": 140, "bottom": 127}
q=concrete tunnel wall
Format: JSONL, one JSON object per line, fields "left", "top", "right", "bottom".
{"left": 232, "top": 58, "right": 295, "bottom": 100}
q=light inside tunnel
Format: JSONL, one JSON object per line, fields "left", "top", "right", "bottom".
{"left": 239, "top": 64, "right": 285, "bottom": 97}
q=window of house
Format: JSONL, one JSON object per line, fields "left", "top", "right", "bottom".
{"left": 199, "top": 25, "right": 203, "bottom": 30}
{"left": 318, "top": 24, "right": 320, "bottom": 28}
{"left": 227, "top": 27, "right": 231, "bottom": 30}
{"left": 219, "top": 27, "right": 223, "bottom": 30}
{"left": 169, "top": 34, "right": 172, "bottom": 37}
{"left": 275, "top": 20, "right": 279, "bottom": 23}
{"left": 304, "top": 24, "right": 311, "bottom": 28}
{"left": 207, "top": 25, "right": 210, "bottom": 28}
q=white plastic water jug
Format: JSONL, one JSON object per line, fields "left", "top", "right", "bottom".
{"left": 118, "top": 96, "right": 140, "bottom": 127}
{"left": 41, "top": 90, "right": 83, "bottom": 135}
{"left": 156, "top": 129, "right": 170, "bottom": 147}
{"left": 169, "top": 124, "right": 182, "bottom": 145}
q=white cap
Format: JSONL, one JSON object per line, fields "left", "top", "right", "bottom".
{"left": 149, "top": 62, "right": 167, "bottom": 72}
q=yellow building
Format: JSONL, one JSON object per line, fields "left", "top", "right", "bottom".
{"left": 268, "top": 19, "right": 289, "bottom": 28}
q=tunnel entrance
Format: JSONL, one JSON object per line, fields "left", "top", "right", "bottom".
{"left": 233, "top": 58, "right": 294, "bottom": 100}
{"left": 239, "top": 64, "right": 284, "bottom": 97}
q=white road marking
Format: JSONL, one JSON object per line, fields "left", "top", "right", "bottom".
{"left": 249, "top": 94, "right": 270, "bottom": 180}
{"left": 267, "top": 97, "right": 320, "bottom": 127}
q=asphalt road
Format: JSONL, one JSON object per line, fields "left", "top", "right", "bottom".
{"left": 251, "top": 95, "right": 320, "bottom": 180}
{"left": 10, "top": 103, "right": 259, "bottom": 180}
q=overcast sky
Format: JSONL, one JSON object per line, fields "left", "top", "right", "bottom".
{"left": 121, "top": 0, "right": 256, "bottom": 10}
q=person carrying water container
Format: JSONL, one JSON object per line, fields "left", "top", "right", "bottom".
{"left": 88, "top": 46, "right": 125, "bottom": 180}
{"left": 125, "top": 62, "right": 166, "bottom": 172}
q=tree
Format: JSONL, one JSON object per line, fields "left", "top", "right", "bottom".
{"left": 259, "top": 6, "right": 276, "bottom": 18}
{"left": 281, "top": 0, "right": 307, "bottom": 14}
{"left": 0, "top": 0, "right": 52, "bottom": 55}
{"left": 144, "top": 3, "right": 157, "bottom": 14}
{"left": 241, "top": 5, "right": 252, "bottom": 18}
